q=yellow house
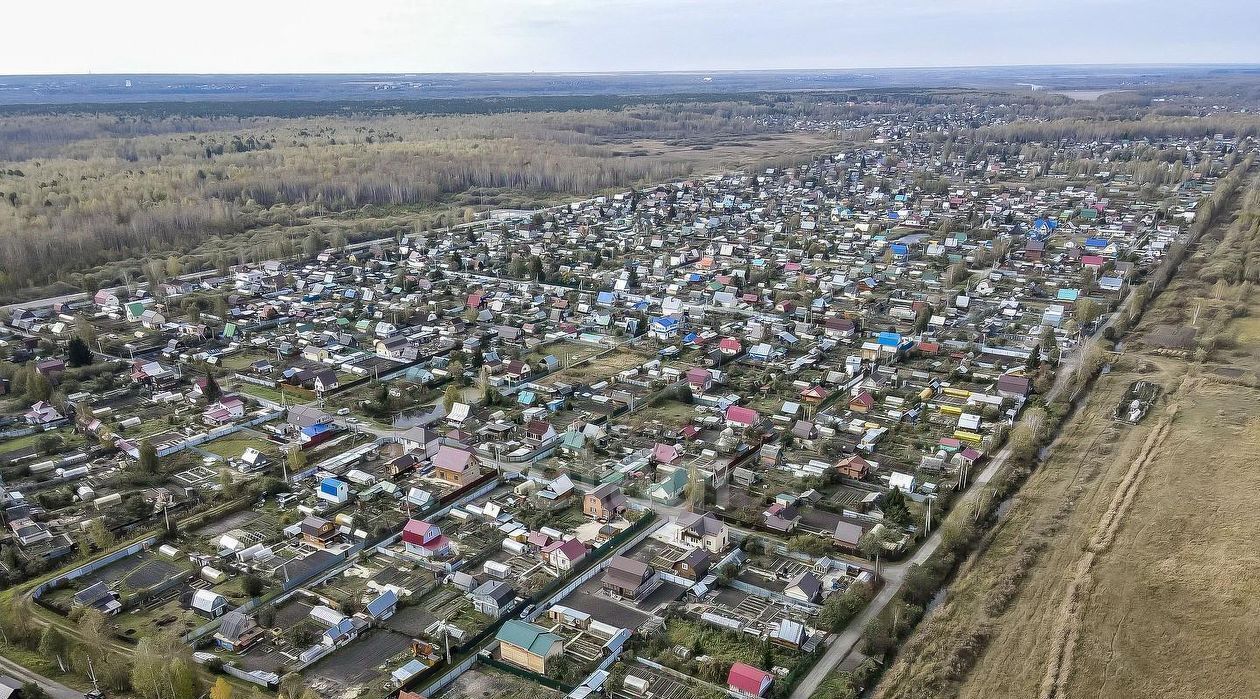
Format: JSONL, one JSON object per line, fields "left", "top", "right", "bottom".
{"left": 496, "top": 620, "right": 563, "bottom": 673}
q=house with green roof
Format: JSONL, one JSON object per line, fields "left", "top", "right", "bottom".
{"left": 496, "top": 619, "right": 563, "bottom": 673}
{"left": 648, "top": 467, "right": 689, "bottom": 505}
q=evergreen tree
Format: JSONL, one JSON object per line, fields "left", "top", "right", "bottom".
{"left": 137, "top": 439, "right": 160, "bottom": 474}
{"left": 1026, "top": 343, "right": 1042, "bottom": 372}
{"left": 67, "top": 336, "right": 93, "bottom": 367}
{"left": 203, "top": 373, "right": 223, "bottom": 402}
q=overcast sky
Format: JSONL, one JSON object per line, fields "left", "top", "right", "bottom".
{"left": 4, "top": 0, "right": 1258, "bottom": 74}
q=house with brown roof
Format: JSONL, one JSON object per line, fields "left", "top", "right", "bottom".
{"left": 601, "top": 555, "right": 657, "bottom": 600}
{"left": 835, "top": 454, "right": 872, "bottom": 480}
{"left": 583, "top": 483, "right": 627, "bottom": 520}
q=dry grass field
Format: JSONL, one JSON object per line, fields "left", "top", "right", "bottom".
{"left": 875, "top": 181, "right": 1260, "bottom": 699}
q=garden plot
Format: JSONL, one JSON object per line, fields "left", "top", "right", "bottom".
{"left": 559, "top": 583, "right": 653, "bottom": 631}
{"left": 192, "top": 507, "right": 261, "bottom": 537}
{"left": 694, "top": 586, "right": 816, "bottom": 638}
{"left": 648, "top": 618, "right": 813, "bottom": 685}
{"left": 254, "top": 545, "right": 341, "bottom": 584}
{"left": 434, "top": 665, "right": 564, "bottom": 699}
{"left": 304, "top": 627, "right": 413, "bottom": 694}
{"left": 610, "top": 662, "right": 724, "bottom": 699}
{"left": 113, "top": 573, "right": 234, "bottom": 640}
{"left": 535, "top": 347, "right": 652, "bottom": 387}
{"left": 85, "top": 549, "right": 190, "bottom": 594}
{"left": 201, "top": 432, "right": 282, "bottom": 461}
{"left": 173, "top": 464, "right": 219, "bottom": 488}
{"left": 825, "top": 483, "right": 878, "bottom": 510}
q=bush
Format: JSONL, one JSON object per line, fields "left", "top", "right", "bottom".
{"left": 818, "top": 581, "right": 874, "bottom": 632}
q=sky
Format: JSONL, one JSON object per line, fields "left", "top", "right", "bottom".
{"left": 3, "top": 0, "right": 1258, "bottom": 75}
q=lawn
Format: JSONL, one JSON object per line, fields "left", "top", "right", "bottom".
{"left": 201, "top": 435, "right": 279, "bottom": 460}
{"left": 527, "top": 340, "right": 605, "bottom": 369}
{"left": 0, "top": 426, "right": 83, "bottom": 456}
{"left": 620, "top": 398, "right": 699, "bottom": 430}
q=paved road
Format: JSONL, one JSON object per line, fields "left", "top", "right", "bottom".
{"left": 0, "top": 653, "right": 83, "bottom": 699}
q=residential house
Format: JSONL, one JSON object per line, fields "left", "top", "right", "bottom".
{"left": 673, "top": 548, "right": 711, "bottom": 581}
{"left": 784, "top": 571, "right": 822, "bottom": 604}
{"left": 214, "top": 611, "right": 263, "bottom": 651}
{"left": 728, "top": 662, "right": 773, "bottom": 698}
{"left": 73, "top": 581, "right": 121, "bottom": 615}
{"left": 601, "top": 556, "right": 657, "bottom": 600}
{"left": 470, "top": 580, "right": 517, "bottom": 618}
{"left": 583, "top": 483, "right": 627, "bottom": 520}
{"left": 23, "top": 401, "right": 63, "bottom": 426}
{"left": 310, "top": 368, "right": 339, "bottom": 395}
{"left": 190, "top": 589, "right": 229, "bottom": 618}
{"left": 496, "top": 620, "right": 563, "bottom": 673}
{"left": 402, "top": 519, "right": 451, "bottom": 559}
{"left": 849, "top": 391, "right": 875, "bottom": 413}
{"left": 724, "top": 405, "right": 761, "bottom": 430}
{"left": 833, "top": 520, "right": 869, "bottom": 554}
{"left": 996, "top": 374, "right": 1031, "bottom": 399}
{"left": 431, "top": 445, "right": 481, "bottom": 487}
{"left": 674, "top": 511, "right": 729, "bottom": 554}
{"left": 300, "top": 516, "right": 339, "bottom": 549}
{"left": 835, "top": 454, "right": 871, "bottom": 480}
{"left": 686, "top": 367, "right": 713, "bottom": 392}
{"left": 541, "top": 538, "right": 587, "bottom": 572}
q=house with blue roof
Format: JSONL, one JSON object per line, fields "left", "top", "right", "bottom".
{"left": 650, "top": 316, "right": 681, "bottom": 340}
{"left": 365, "top": 590, "right": 398, "bottom": 621}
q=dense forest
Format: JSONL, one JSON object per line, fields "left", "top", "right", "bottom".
{"left": 2, "top": 84, "right": 1260, "bottom": 300}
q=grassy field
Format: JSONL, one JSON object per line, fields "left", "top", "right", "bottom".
{"left": 201, "top": 434, "right": 279, "bottom": 460}
{"left": 536, "top": 346, "right": 649, "bottom": 385}
{"left": 875, "top": 186, "right": 1260, "bottom": 699}
{"left": 620, "top": 398, "right": 698, "bottom": 430}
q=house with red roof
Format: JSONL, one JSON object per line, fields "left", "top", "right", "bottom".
{"left": 402, "top": 519, "right": 451, "bottom": 559}
{"left": 823, "top": 316, "right": 856, "bottom": 339}
{"left": 849, "top": 391, "right": 875, "bottom": 413}
{"left": 686, "top": 367, "right": 713, "bottom": 391}
{"left": 725, "top": 405, "right": 760, "bottom": 429}
{"left": 799, "top": 385, "right": 828, "bottom": 404}
{"left": 836, "top": 454, "right": 871, "bottom": 479}
{"left": 728, "top": 662, "right": 773, "bottom": 697}
{"left": 541, "top": 538, "right": 587, "bottom": 572}
{"left": 718, "top": 337, "right": 742, "bottom": 356}
{"left": 202, "top": 396, "right": 246, "bottom": 426}
{"left": 652, "top": 443, "right": 681, "bottom": 465}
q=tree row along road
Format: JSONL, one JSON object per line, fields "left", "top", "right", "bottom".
{"left": 788, "top": 280, "right": 1141, "bottom": 699}
{"left": 787, "top": 158, "right": 1252, "bottom": 699}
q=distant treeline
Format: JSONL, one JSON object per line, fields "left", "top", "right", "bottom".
{"left": 0, "top": 91, "right": 777, "bottom": 119}
{"left": 2, "top": 84, "right": 1260, "bottom": 297}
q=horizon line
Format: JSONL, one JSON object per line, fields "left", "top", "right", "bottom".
{"left": 4, "top": 61, "right": 1260, "bottom": 79}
